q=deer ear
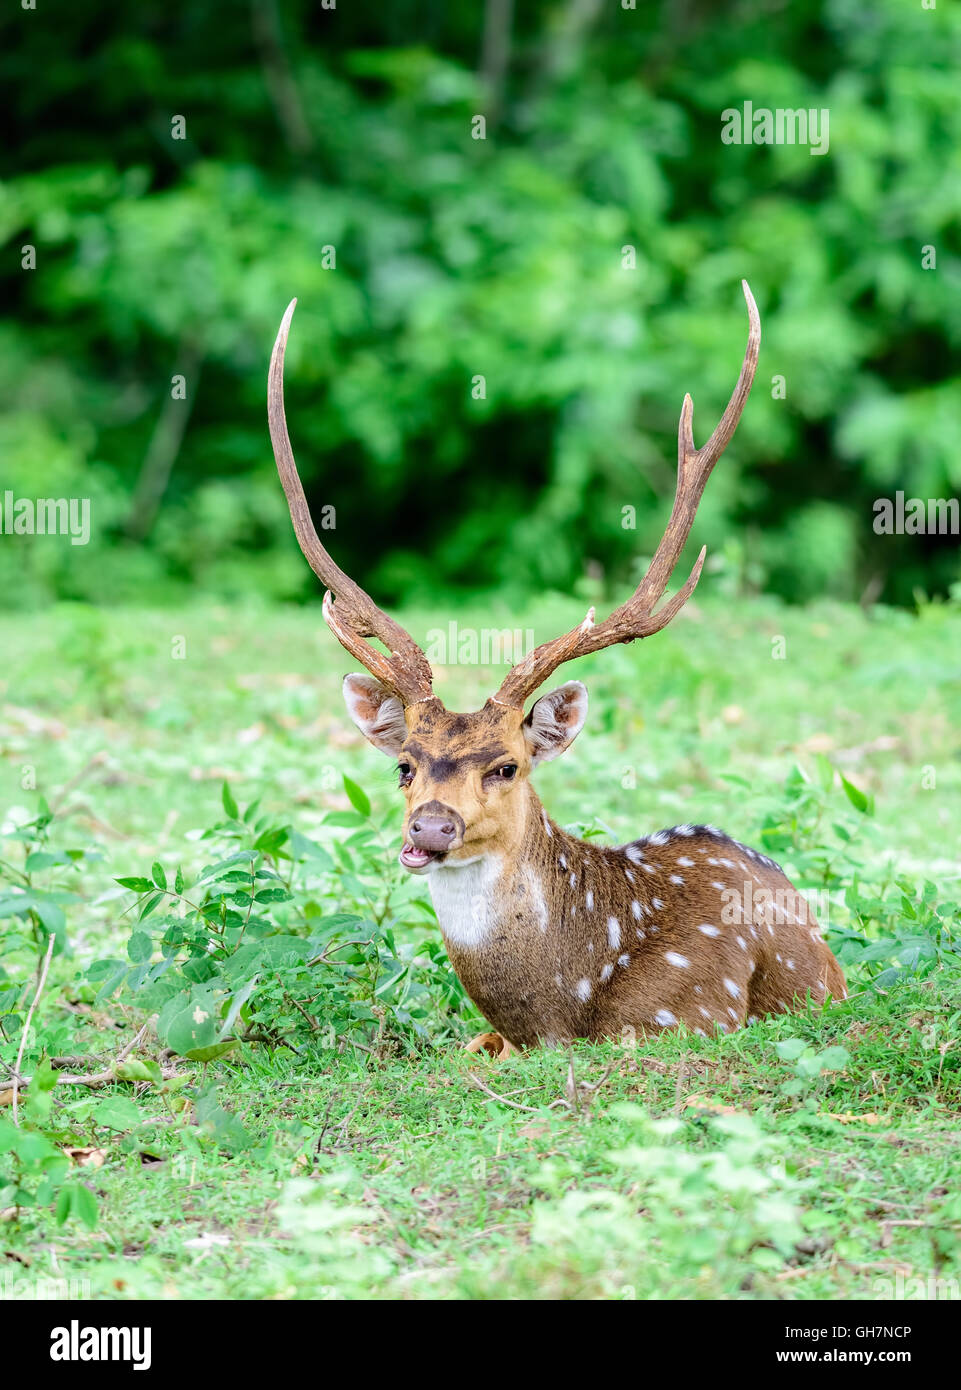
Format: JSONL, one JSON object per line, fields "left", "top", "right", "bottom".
{"left": 523, "top": 681, "right": 588, "bottom": 764}
{"left": 343, "top": 674, "right": 407, "bottom": 758}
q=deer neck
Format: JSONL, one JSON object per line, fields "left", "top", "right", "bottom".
{"left": 426, "top": 782, "right": 555, "bottom": 951}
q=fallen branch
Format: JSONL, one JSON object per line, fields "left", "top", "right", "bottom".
{"left": 49, "top": 1064, "right": 182, "bottom": 1090}
{"left": 12, "top": 1022, "right": 176, "bottom": 1093}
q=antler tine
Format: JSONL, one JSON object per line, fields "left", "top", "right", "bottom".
{"left": 493, "top": 281, "right": 760, "bottom": 709}
{"left": 268, "top": 300, "right": 435, "bottom": 705}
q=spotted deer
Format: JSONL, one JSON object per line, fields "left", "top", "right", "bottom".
{"left": 267, "top": 283, "right": 846, "bottom": 1056}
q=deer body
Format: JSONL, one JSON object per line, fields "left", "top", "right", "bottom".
{"left": 267, "top": 282, "right": 847, "bottom": 1050}
{"left": 431, "top": 797, "right": 845, "bottom": 1047}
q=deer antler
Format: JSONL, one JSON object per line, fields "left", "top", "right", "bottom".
{"left": 268, "top": 299, "right": 435, "bottom": 705}
{"left": 492, "top": 280, "right": 761, "bottom": 708}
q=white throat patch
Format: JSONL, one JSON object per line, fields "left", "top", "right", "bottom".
{"left": 429, "top": 854, "right": 504, "bottom": 949}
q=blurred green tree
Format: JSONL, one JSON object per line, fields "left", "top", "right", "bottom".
{"left": 1, "top": 0, "right": 959, "bottom": 609}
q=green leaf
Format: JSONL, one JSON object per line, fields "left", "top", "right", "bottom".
{"left": 94, "top": 1096, "right": 143, "bottom": 1129}
{"left": 71, "top": 1183, "right": 99, "bottom": 1231}
{"left": 815, "top": 1046, "right": 850, "bottom": 1072}
{"left": 343, "top": 775, "right": 371, "bottom": 818}
{"left": 127, "top": 931, "right": 153, "bottom": 963}
{"left": 324, "top": 811, "right": 367, "bottom": 829}
{"left": 139, "top": 893, "right": 164, "bottom": 921}
{"left": 114, "top": 1058, "right": 163, "bottom": 1083}
{"left": 253, "top": 827, "right": 288, "bottom": 854}
{"left": 174, "top": 865, "right": 185, "bottom": 894}
{"left": 115, "top": 876, "right": 153, "bottom": 893}
{"left": 55, "top": 1185, "right": 72, "bottom": 1225}
{"left": 151, "top": 861, "right": 167, "bottom": 891}
{"left": 288, "top": 830, "right": 335, "bottom": 869}
{"left": 184, "top": 1040, "right": 240, "bottom": 1064}
{"left": 840, "top": 775, "right": 871, "bottom": 814}
{"left": 166, "top": 1000, "right": 218, "bottom": 1056}
{"left": 814, "top": 753, "right": 835, "bottom": 794}
{"left": 775, "top": 1039, "right": 808, "bottom": 1061}
{"left": 25, "top": 850, "right": 67, "bottom": 871}
{"left": 32, "top": 1058, "right": 60, "bottom": 1093}
{"left": 222, "top": 781, "right": 239, "bottom": 819}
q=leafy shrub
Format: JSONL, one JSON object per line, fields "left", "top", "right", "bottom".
{"left": 758, "top": 758, "right": 960, "bottom": 987}
{"left": 90, "top": 780, "right": 474, "bottom": 1062}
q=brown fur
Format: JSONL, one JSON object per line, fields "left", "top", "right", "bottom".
{"left": 381, "top": 698, "right": 847, "bottom": 1049}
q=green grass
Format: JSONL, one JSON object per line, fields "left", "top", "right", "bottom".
{"left": 2, "top": 593, "right": 961, "bottom": 1300}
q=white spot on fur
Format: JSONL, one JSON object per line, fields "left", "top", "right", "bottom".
{"left": 711, "top": 881, "right": 726, "bottom": 890}
{"left": 600, "top": 963, "right": 613, "bottom": 983}
{"left": 736, "top": 935, "right": 747, "bottom": 950}
{"left": 723, "top": 978, "right": 741, "bottom": 999}
{"left": 669, "top": 874, "right": 685, "bottom": 885}
{"left": 575, "top": 978, "right": 591, "bottom": 1002}
{"left": 677, "top": 856, "right": 694, "bottom": 867}
{"left": 524, "top": 866, "right": 549, "bottom": 934}
{"left": 586, "top": 889, "right": 594, "bottom": 912}
{"left": 607, "top": 916, "right": 621, "bottom": 949}
{"left": 665, "top": 951, "right": 689, "bottom": 968}
{"left": 652, "top": 897, "right": 664, "bottom": 910}
{"left": 654, "top": 1009, "right": 677, "bottom": 1027}
{"left": 698, "top": 923, "right": 721, "bottom": 937}
{"left": 624, "top": 869, "right": 635, "bottom": 884}
{"left": 618, "top": 953, "right": 630, "bottom": 967}
{"left": 542, "top": 811, "right": 553, "bottom": 838}
{"left": 698, "top": 1006, "right": 711, "bottom": 1019}
{"left": 559, "top": 854, "right": 567, "bottom": 870}
{"left": 631, "top": 900, "right": 642, "bottom": 920}
{"left": 624, "top": 845, "right": 645, "bottom": 864}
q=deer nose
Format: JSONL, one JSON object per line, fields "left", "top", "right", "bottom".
{"left": 409, "top": 814, "right": 458, "bottom": 853}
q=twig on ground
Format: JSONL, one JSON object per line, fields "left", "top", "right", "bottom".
{"left": 12, "top": 936, "right": 55, "bottom": 1126}
{"left": 466, "top": 1070, "right": 542, "bottom": 1113}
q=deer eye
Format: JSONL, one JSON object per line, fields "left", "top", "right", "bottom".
{"left": 397, "top": 762, "right": 414, "bottom": 787}
{"left": 496, "top": 764, "right": 517, "bottom": 780}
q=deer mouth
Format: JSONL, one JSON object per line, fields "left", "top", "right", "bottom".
{"left": 400, "top": 842, "right": 446, "bottom": 872}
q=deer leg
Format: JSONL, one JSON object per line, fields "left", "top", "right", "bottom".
{"left": 464, "top": 1031, "right": 516, "bottom": 1060}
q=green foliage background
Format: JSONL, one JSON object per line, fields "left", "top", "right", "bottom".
{"left": 3, "top": 0, "right": 960, "bottom": 610}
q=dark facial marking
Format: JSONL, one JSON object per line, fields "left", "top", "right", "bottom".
{"left": 401, "top": 740, "right": 515, "bottom": 782}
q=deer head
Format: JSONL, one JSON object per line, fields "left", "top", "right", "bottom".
{"left": 267, "top": 285, "right": 760, "bottom": 877}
